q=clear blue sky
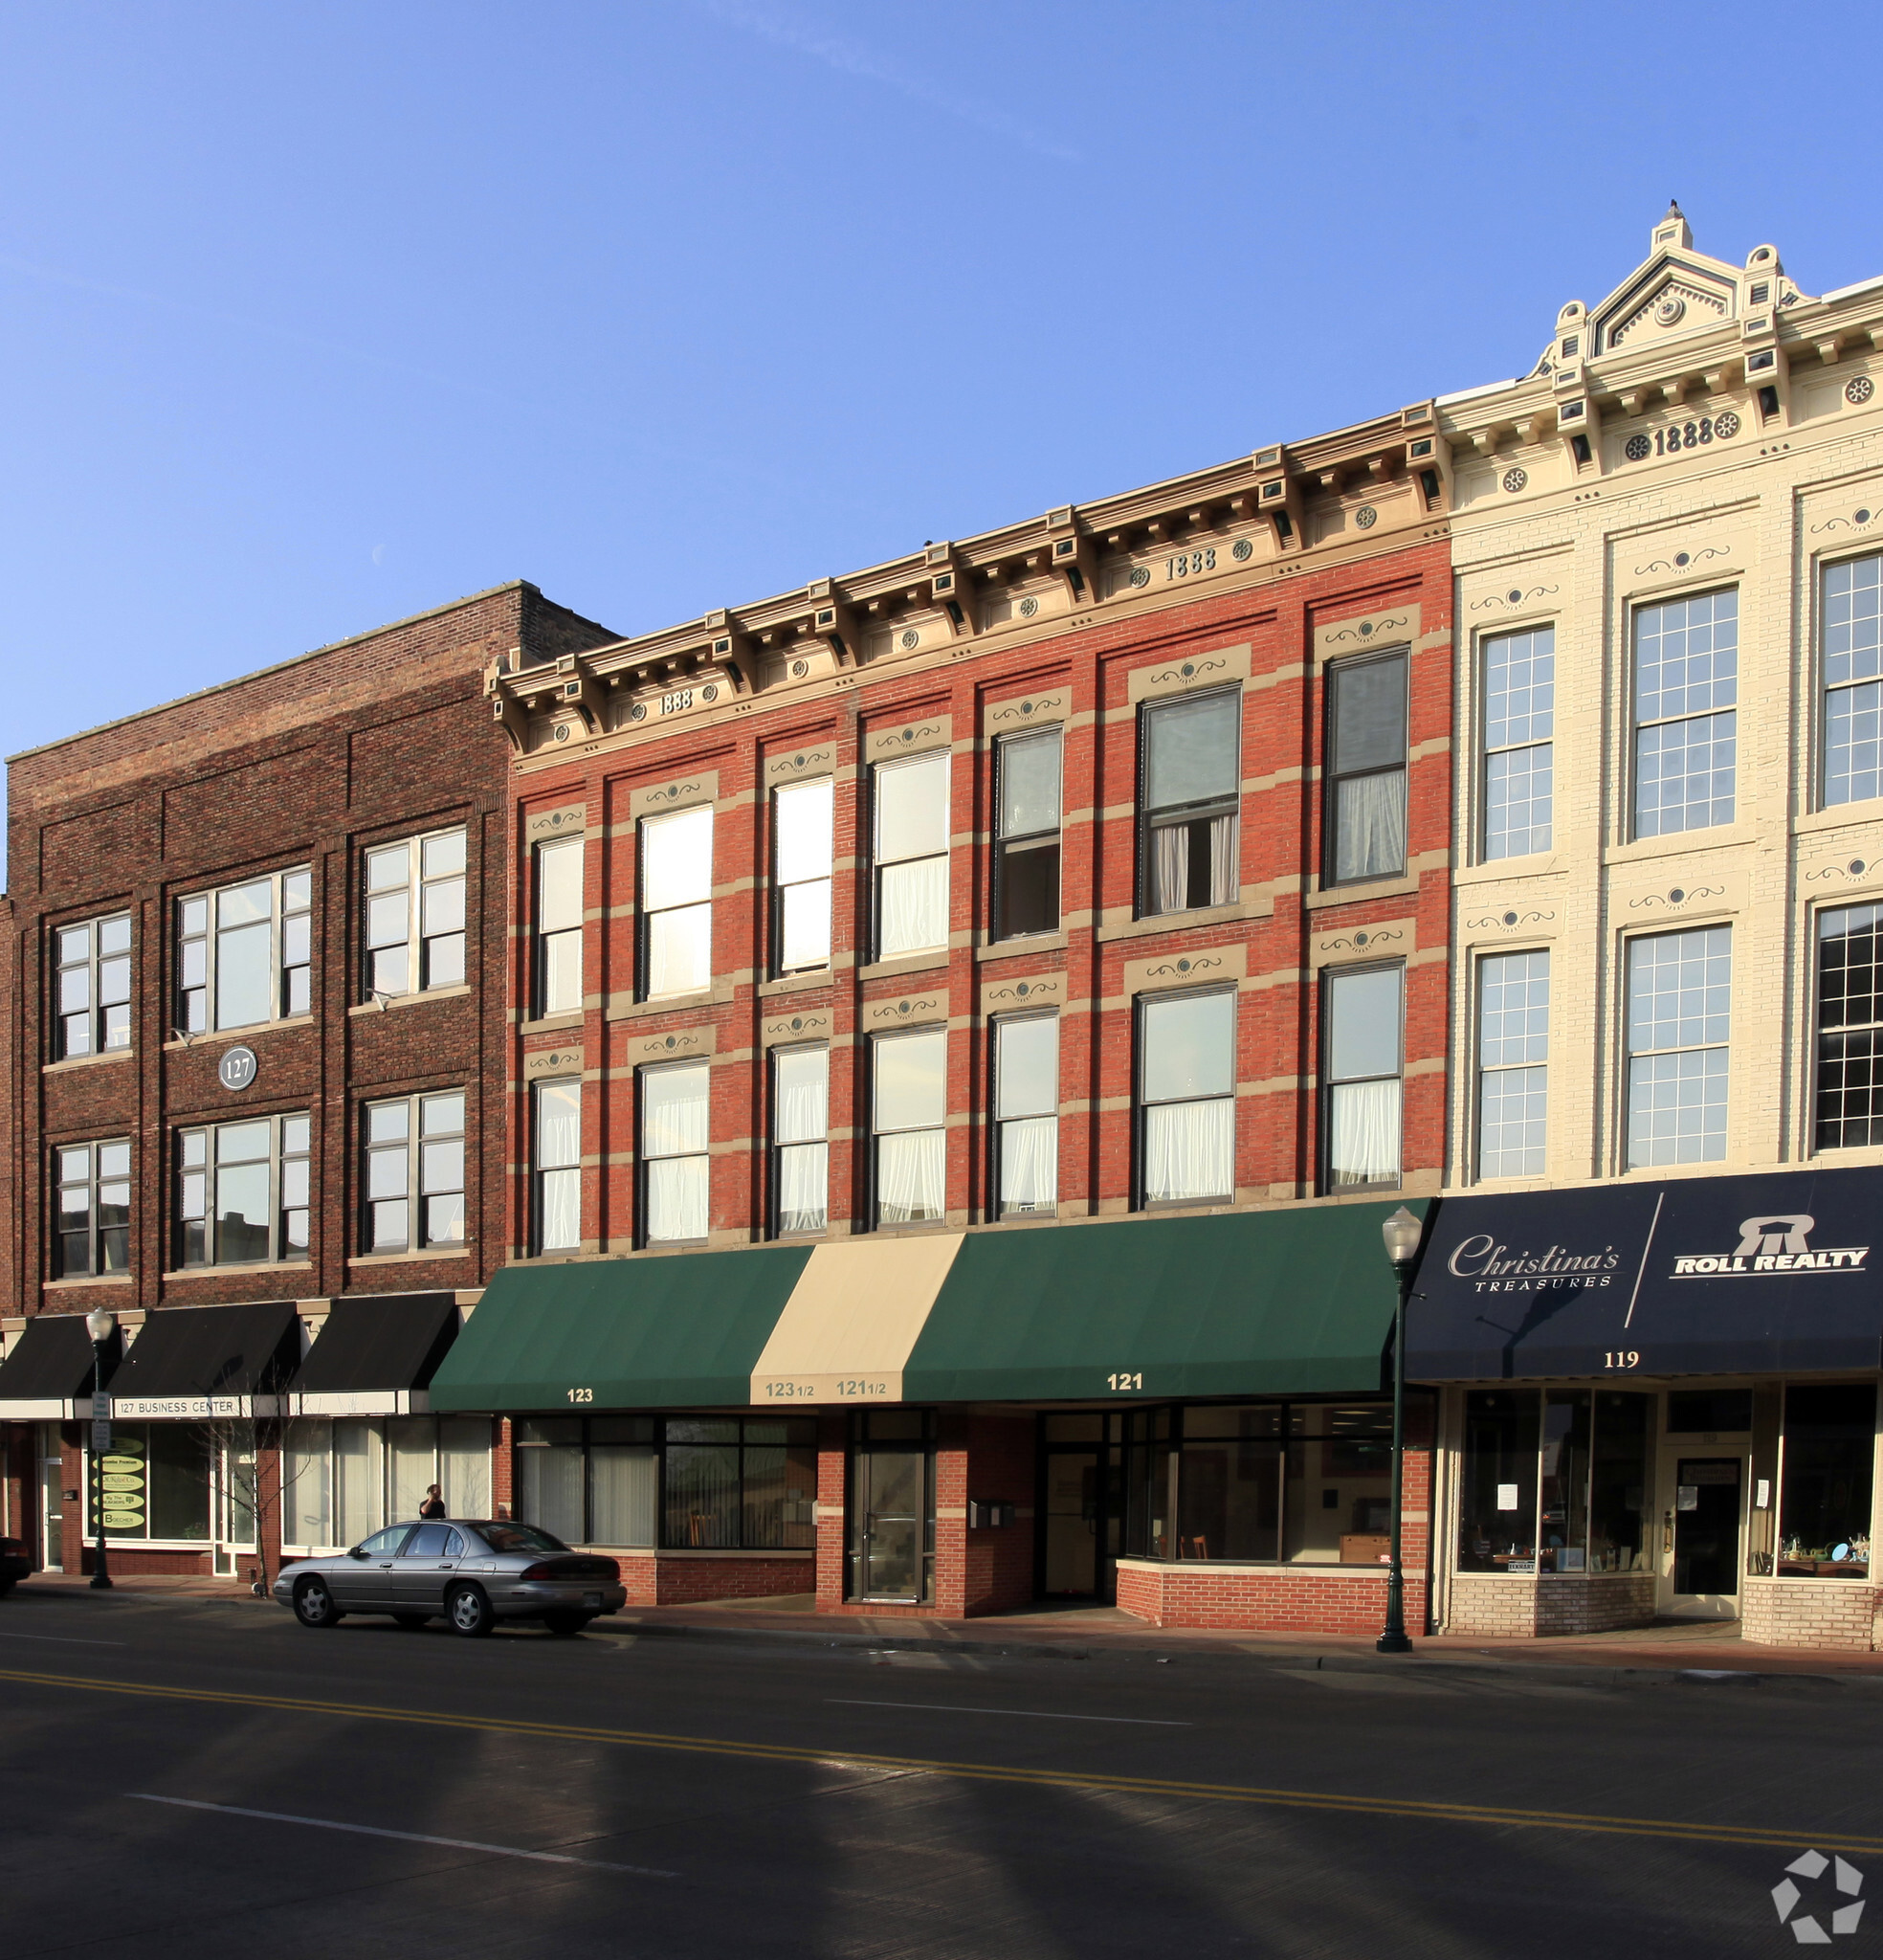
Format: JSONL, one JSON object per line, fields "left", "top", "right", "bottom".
{"left": 3, "top": 1, "right": 1879, "bottom": 805}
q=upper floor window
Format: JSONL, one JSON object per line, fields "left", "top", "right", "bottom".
{"left": 176, "top": 1112, "right": 309, "bottom": 1267}
{"left": 1320, "top": 965, "right": 1402, "bottom": 1192}
{"left": 1477, "top": 949, "right": 1549, "bottom": 1178}
{"left": 642, "top": 807, "right": 713, "bottom": 999}
{"left": 55, "top": 1138, "right": 131, "bottom": 1277}
{"left": 1814, "top": 902, "right": 1883, "bottom": 1149}
{"left": 1139, "top": 989, "right": 1235, "bottom": 1207}
{"left": 177, "top": 869, "right": 310, "bottom": 1035}
{"left": 533, "top": 838, "right": 583, "bottom": 1018}
{"left": 1625, "top": 926, "right": 1731, "bottom": 1167}
{"left": 993, "top": 1013, "right": 1057, "bottom": 1217}
{"left": 640, "top": 1060, "right": 710, "bottom": 1244}
{"left": 874, "top": 753, "right": 949, "bottom": 960}
{"left": 1324, "top": 653, "right": 1407, "bottom": 885}
{"left": 531, "top": 1079, "right": 581, "bottom": 1253}
{"left": 1633, "top": 590, "right": 1737, "bottom": 838}
{"left": 1141, "top": 690, "right": 1238, "bottom": 915}
{"left": 363, "top": 1091, "right": 466, "bottom": 1254}
{"left": 771, "top": 1044, "right": 829, "bottom": 1236}
{"left": 1482, "top": 627, "right": 1554, "bottom": 859}
{"left": 873, "top": 1027, "right": 945, "bottom": 1225}
{"left": 364, "top": 828, "right": 466, "bottom": 999}
{"left": 772, "top": 778, "right": 833, "bottom": 974}
{"left": 994, "top": 730, "right": 1061, "bottom": 939}
{"left": 1823, "top": 555, "right": 1883, "bottom": 808}
{"left": 54, "top": 912, "right": 131, "bottom": 1058}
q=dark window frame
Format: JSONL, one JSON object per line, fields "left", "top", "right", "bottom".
{"left": 53, "top": 1136, "right": 132, "bottom": 1279}
{"left": 1321, "top": 649, "right": 1409, "bottom": 888}
{"left": 1317, "top": 960, "right": 1405, "bottom": 1196}
{"left": 1136, "top": 687, "right": 1242, "bottom": 920}
{"left": 1133, "top": 985, "right": 1238, "bottom": 1214}
{"left": 991, "top": 727, "right": 1063, "bottom": 942}
{"left": 51, "top": 910, "right": 133, "bottom": 1061}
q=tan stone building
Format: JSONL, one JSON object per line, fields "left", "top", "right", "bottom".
{"left": 1416, "top": 209, "right": 1883, "bottom": 1647}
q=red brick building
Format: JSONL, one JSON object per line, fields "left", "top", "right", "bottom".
{"left": 0, "top": 583, "right": 616, "bottom": 1582}
{"left": 439, "top": 410, "right": 1456, "bottom": 1631}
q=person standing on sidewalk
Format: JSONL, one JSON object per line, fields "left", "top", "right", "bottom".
{"left": 418, "top": 1484, "right": 446, "bottom": 1520}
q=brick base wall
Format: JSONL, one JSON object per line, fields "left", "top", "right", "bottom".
{"left": 1742, "top": 1577, "right": 1882, "bottom": 1651}
{"left": 1115, "top": 1560, "right": 1428, "bottom": 1635}
{"left": 612, "top": 1553, "right": 815, "bottom": 1607}
{"left": 1445, "top": 1572, "right": 1658, "bottom": 1637}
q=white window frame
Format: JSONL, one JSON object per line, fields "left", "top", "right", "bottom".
{"left": 639, "top": 1059, "right": 711, "bottom": 1246}
{"left": 1821, "top": 552, "right": 1883, "bottom": 811}
{"left": 1480, "top": 626, "right": 1555, "bottom": 861}
{"left": 532, "top": 837, "right": 584, "bottom": 1019}
{"left": 53, "top": 911, "right": 132, "bottom": 1059}
{"left": 175, "top": 1112, "right": 311, "bottom": 1268}
{"left": 363, "top": 826, "right": 468, "bottom": 1000}
{"left": 1630, "top": 589, "right": 1739, "bottom": 840}
{"left": 362, "top": 1090, "right": 467, "bottom": 1255}
{"left": 1475, "top": 949, "right": 1550, "bottom": 1180}
{"left": 1623, "top": 925, "right": 1732, "bottom": 1169}
{"left": 176, "top": 868, "right": 312, "bottom": 1035}
{"left": 54, "top": 1137, "right": 132, "bottom": 1278}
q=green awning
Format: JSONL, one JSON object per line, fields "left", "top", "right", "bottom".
{"left": 428, "top": 1246, "right": 812, "bottom": 1413}
{"left": 902, "top": 1201, "right": 1429, "bottom": 1403}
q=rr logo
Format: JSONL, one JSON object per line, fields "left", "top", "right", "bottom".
{"left": 1734, "top": 1214, "right": 1816, "bottom": 1258}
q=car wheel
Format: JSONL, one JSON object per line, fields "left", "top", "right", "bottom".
{"left": 542, "top": 1612, "right": 594, "bottom": 1637}
{"left": 447, "top": 1584, "right": 495, "bottom": 1637}
{"left": 294, "top": 1577, "right": 343, "bottom": 1628}
{"left": 391, "top": 1613, "right": 432, "bottom": 1630}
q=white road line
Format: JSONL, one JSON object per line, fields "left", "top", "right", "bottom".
{"left": 828, "top": 1699, "right": 1189, "bottom": 1726}
{"left": 125, "top": 1794, "right": 677, "bottom": 1878}
{"left": 0, "top": 1629, "right": 126, "bottom": 1646}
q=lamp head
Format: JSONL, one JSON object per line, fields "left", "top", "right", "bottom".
{"left": 84, "top": 1306, "right": 118, "bottom": 1345}
{"left": 1381, "top": 1206, "right": 1422, "bottom": 1269}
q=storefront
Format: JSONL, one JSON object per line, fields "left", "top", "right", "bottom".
{"left": 429, "top": 1201, "right": 1431, "bottom": 1630}
{"left": 0, "top": 1312, "right": 122, "bottom": 1572}
{"left": 1411, "top": 1169, "right": 1883, "bottom": 1648}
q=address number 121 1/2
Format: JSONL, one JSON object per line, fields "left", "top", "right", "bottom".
{"left": 1107, "top": 1372, "right": 1143, "bottom": 1392}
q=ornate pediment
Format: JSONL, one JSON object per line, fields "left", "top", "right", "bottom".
{"left": 1604, "top": 271, "right": 1734, "bottom": 350}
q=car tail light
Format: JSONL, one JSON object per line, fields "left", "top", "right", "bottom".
{"left": 517, "top": 1557, "right": 620, "bottom": 1581}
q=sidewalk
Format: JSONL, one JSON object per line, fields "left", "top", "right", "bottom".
{"left": 13, "top": 1572, "right": 1883, "bottom": 1679}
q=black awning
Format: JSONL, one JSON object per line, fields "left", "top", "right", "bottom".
{"left": 109, "top": 1302, "right": 301, "bottom": 1415}
{"left": 288, "top": 1293, "right": 460, "bottom": 1413}
{"left": 0, "top": 1312, "right": 119, "bottom": 1416}
{"left": 1409, "top": 1167, "right": 1883, "bottom": 1381}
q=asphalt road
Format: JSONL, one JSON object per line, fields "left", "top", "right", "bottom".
{"left": 2, "top": 1586, "right": 1879, "bottom": 1958}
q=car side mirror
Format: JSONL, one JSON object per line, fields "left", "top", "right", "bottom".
{"left": 348, "top": 1547, "right": 367, "bottom": 1560}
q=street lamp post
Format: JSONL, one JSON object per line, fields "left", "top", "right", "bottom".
{"left": 1377, "top": 1206, "right": 1423, "bottom": 1655}
{"left": 84, "top": 1306, "right": 117, "bottom": 1592}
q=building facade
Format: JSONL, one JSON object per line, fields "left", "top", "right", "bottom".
{"left": 0, "top": 583, "right": 617, "bottom": 1582}
{"left": 1424, "top": 210, "right": 1883, "bottom": 1647}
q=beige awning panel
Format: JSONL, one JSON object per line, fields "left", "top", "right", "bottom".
{"left": 750, "top": 1235, "right": 964, "bottom": 1406}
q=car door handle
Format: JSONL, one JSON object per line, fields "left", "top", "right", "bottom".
{"left": 377, "top": 1560, "right": 394, "bottom": 1569}
{"left": 436, "top": 1563, "right": 453, "bottom": 1570}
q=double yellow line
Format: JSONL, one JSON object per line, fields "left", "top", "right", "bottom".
{"left": 3, "top": 1665, "right": 1873, "bottom": 1856}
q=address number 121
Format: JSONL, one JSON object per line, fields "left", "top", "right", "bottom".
{"left": 1107, "top": 1371, "right": 1143, "bottom": 1392}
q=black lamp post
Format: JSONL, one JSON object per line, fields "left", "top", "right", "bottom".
{"left": 1376, "top": 1206, "right": 1422, "bottom": 1655}
{"left": 85, "top": 1306, "right": 117, "bottom": 1591}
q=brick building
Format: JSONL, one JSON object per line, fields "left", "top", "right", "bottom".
{"left": 0, "top": 582, "right": 617, "bottom": 1582}
{"left": 438, "top": 414, "right": 1457, "bottom": 1630}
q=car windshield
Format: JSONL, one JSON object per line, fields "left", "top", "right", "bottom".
{"left": 473, "top": 1524, "right": 571, "bottom": 1555}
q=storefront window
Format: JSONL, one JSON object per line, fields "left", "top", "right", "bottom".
{"left": 1540, "top": 1392, "right": 1589, "bottom": 1572}
{"left": 1589, "top": 1392, "right": 1650, "bottom": 1573}
{"left": 95, "top": 1425, "right": 211, "bottom": 1542}
{"left": 1457, "top": 1390, "right": 1540, "bottom": 1574}
{"left": 283, "top": 1415, "right": 493, "bottom": 1549}
{"left": 1285, "top": 1405, "right": 1394, "bottom": 1562}
{"left": 1177, "top": 1406, "right": 1280, "bottom": 1561}
{"left": 1778, "top": 1384, "right": 1875, "bottom": 1578}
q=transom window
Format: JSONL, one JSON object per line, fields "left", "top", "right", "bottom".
{"left": 874, "top": 753, "right": 949, "bottom": 960}
{"left": 1139, "top": 989, "right": 1235, "bottom": 1207}
{"left": 1477, "top": 949, "right": 1549, "bottom": 1179}
{"left": 364, "top": 828, "right": 467, "bottom": 998}
{"left": 1320, "top": 965, "right": 1403, "bottom": 1192}
{"left": 176, "top": 1113, "right": 310, "bottom": 1266}
{"left": 772, "top": 778, "right": 833, "bottom": 974}
{"left": 641, "top": 806, "right": 714, "bottom": 999}
{"left": 55, "top": 1138, "right": 131, "bottom": 1277}
{"left": 54, "top": 913, "right": 132, "bottom": 1059}
{"left": 771, "top": 1044, "right": 829, "bottom": 1236}
{"left": 994, "top": 1013, "right": 1058, "bottom": 1217}
{"left": 1823, "top": 555, "right": 1883, "bottom": 808}
{"left": 640, "top": 1060, "right": 710, "bottom": 1244}
{"left": 873, "top": 1027, "right": 946, "bottom": 1225}
{"left": 1481, "top": 627, "right": 1554, "bottom": 859}
{"left": 994, "top": 729, "right": 1062, "bottom": 939}
{"left": 177, "top": 869, "right": 311, "bottom": 1034}
{"left": 1141, "top": 690, "right": 1239, "bottom": 916}
{"left": 363, "top": 1091, "right": 466, "bottom": 1253}
{"left": 1633, "top": 590, "right": 1738, "bottom": 837}
{"left": 1324, "top": 653, "right": 1408, "bottom": 885}
{"left": 1625, "top": 926, "right": 1731, "bottom": 1166}
{"left": 1815, "top": 902, "right": 1883, "bottom": 1149}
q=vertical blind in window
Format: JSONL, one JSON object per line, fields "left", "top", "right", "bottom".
{"left": 1140, "top": 990, "right": 1235, "bottom": 1205}
{"left": 1625, "top": 926, "right": 1731, "bottom": 1166}
{"left": 995, "top": 1013, "right": 1058, "bottom": 1216}
{"left": 534, "top": 838, "right": 584, "bottom": 1016}
{"left": 875, "top": 754, "right": 949, "bottom": 958}
{"left": 641, "top": 1060, "right": 710, "bottom": 1243}
{"left": 1481, "top": 628, "right": 1554, "bottom": 858}
{"left": 995, "top": 730, "right": 1062, "bottom": 939}
{"left": 773, "top": 778, "right": 833, "bottom": 972}
{"left": 1824, "top": 555, "right": 1883, "bottom": 808}
{"left": 772, "top": 1044, "right": 829, "bottom": 1236}
{"left": 1141, "top": 691, "right": 1239, "bottom": 915}
{"left": 1477, "top": 949, "right": 1549, "bottom": 1178}
{"left": 1322, "top": 966, "right": 1402, "bottom": 1190}
{"left": 55, "top": 913, "right": 131, "bottom": 1058}
{"left": 1325, "top": 655, "right": 1408, "bottom": 884}
{"left": 1815, "top": 903, "right": 1883, "bottom": 1148}
{"left": 1633, "top": 591, "right": 1738, "bottom": 837}
{"left": 533, "top": 1080, "right": 582, "bottom": 1252}
{"left": 642, "top": 806, "right": 714, "bottom": 998}
{"left": 874, "top": 1028, "right": 946, "bottom": 1223}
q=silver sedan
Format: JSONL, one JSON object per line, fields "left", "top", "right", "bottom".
{"left": 274, "top": 1521, "right": 626, "bottom": 1637}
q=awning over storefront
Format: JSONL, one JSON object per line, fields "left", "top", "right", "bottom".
{"left": 108, "top": 1301, "right": 302, "bottom": 1417}
{"left": 430, "top": 1202, "right": 1425, "bottom": 1413}
{"left": 1408, "top": 1168, "right": 1883, "bottom": 1381}
{"left": 0, "top": 1312, "right": 119, "bottom": 1419}
{"left": 287, "top": 1293, "right": 461, "bottom": 1415}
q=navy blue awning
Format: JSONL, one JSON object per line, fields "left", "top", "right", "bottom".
{"left": 1408, "top": 1169, "right": 1883, "bottom": 1381}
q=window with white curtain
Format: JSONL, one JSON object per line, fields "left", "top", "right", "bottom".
{"left": 1481, "top": 628, "right": 1554, "bottom": 859}
{"left": 534, "top": 837, "right": 584, "bottom": 1017}
{"left": 873, "top": 1027, "right": 946, "bottom": 1225}
{"left": 282, "top": 1415, "right": 492, "bottom": 1548}
{"left": 771, "top": 1044, "right": 829, "bottom": 1236}
{"left": 1325, "top": 653, "right": 1408, "bottom": 885}
{"left": 773, "top": 778, "right": 833, "bottom": 974}
{"left": 1320, "top": 966, "right": 1403, "bottom": 1192}
{"left": 874, "top": 753, "right": 949, "bottom": 959}
{"left": 1633, "top": 590, "right": 1737, "bottom": 837}
{"left": 995, "top": 1014, "right": 1058, "bottom": 1217}
{"left": 532, "top": 1079, "right": 582, "bottom": 1253}
{"left": 1625, "top": 926, "right": 1731, "bottom": 1166}
{"left": 1823, "top": 554, "right": 1883, "bottom": 808}
{"left": 642, "top": 805, "right": 714, "bottom": 998}
{"left": 1141, "top": 690, "right": 1239, "bottom": 916}
{"left": 1477, "top": 949, "right": 1549, "bottom": 1178}
{"left": 641, "top": 1060, "right": 710, "bottom": 1244}
{"left": 1139, "top": 990, "right": 1236, "bottom": 1206}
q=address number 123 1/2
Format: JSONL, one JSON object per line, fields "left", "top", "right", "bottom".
{"left": 1107, "top": 1371, "right": 1143, "bottom": 1392}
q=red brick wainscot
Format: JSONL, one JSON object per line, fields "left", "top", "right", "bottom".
{"left": 610, "top": 1549, "right": 815, "bottom": 1607}
{"left": 1115, "top": 1558, "right": 1430, "bottom": 1635}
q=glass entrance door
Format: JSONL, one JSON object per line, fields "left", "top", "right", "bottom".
{"left": 853, "top": 1447, "right": 925, "bottom": 1602}
{"left": 38, "top": 1427, "right": 65, "bottom": 1572}
{"left": 1669, "top": 1456, "right": 1743, "bottom": 1616}
{"left": 1042, "top": 1450, "right": 1100, "bottom": 1598}
{"left": 212, "top": 1442, "right": 257, "bottom": 1578}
